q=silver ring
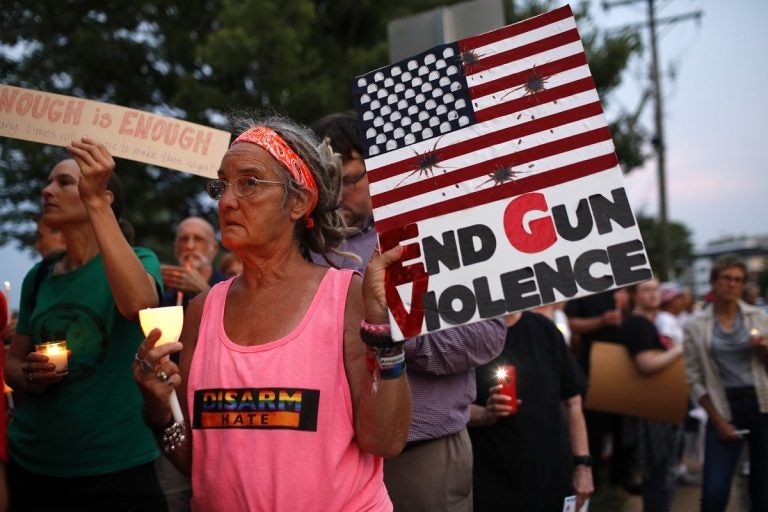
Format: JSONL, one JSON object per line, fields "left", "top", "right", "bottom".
{"left": 134, "top": 353, "right": 154, "bottom": 373}
{"left": 156, "top": 370, "right": 169, "bottom": 383}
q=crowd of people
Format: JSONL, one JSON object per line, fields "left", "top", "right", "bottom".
{"left": 0, "top": 110, "right": 766, "bottom": 512}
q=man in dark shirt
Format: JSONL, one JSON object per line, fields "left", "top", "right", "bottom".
{"left": 469, "top": 311, "right": 593, "bottom": 511}
{"left": 566, "top": 289, "right": 635, "bottom": 492}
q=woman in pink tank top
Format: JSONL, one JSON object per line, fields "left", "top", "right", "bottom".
{"left": 133, "top": 115, "right": 411, "bottom": 511}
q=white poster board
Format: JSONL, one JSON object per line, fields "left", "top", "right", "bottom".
{"left": 353, "top": 5, "right": 651, "bottom": 340}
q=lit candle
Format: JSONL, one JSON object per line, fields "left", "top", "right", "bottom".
{"left": 3, "top": 281, "right": 10, "bottom": 318}
{"left": 495, "top": 365, "right": 518, "bottom": 414}
{"left": 35, "top": 341, "right": 68, "bottom": 375}
{"left": 175, "top": 262, "right": 194, "bottom": 306}
{"left": 4, "top": 381, "right": 14, "bottom": 411}
{"left": 139, "top": 306, "right": 185, "bottom": 424}
{"left": 139, "top": 306, "right": 184, "bottom": 346}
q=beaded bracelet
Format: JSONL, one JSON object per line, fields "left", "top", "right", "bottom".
{"left": 361, "top": 319, "right": 391, "bottom": 335}
{"left": 360, "top": 319, "right": 399, "bottom": 348}
{"left": 160, "top": 421, "right": 188, "bottom": 453}
{"left": 143, "top": 409, "right": 188, "bottom": 453}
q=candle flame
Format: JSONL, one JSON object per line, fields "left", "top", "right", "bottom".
{"left": 46, "top": 345, "right": 64, "bottom": 355}
{"left": 37, "top": 341, "right": 67, "bottom": 356}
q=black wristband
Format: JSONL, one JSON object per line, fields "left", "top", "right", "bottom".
{"left": 359, "top": 328, "right": 401, "bottom": 349}
{"left": 573, "top": 454, "right": 593, "bottom": 467}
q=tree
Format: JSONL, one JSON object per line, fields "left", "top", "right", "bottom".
{"left": 1, "top": 0, "right": 645, "bottom": 260}
{"left": 636, "top": 213, "right": 694, "bottom": 280}
{"left": 1, "top": 0, "right": 224, "bottom": 262}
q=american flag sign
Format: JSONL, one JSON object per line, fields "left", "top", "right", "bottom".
{"left": 353, "top": 5, "right": 651, "bottom": 340}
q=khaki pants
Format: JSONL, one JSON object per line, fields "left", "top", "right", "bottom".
{"left": 384, "top": 428, "right": 473, "bottom": 512}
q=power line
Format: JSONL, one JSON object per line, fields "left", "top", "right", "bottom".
{"left": 602, "top": 0, "right": 703, "bottom": 280}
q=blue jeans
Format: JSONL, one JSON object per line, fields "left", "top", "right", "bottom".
{"left": 701, "top": 387, "right": 768, "bottom": 512}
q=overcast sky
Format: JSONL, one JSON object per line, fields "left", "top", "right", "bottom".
{"left": 593, "top": 0, "right": 768, "bottom": 247}
{"left": 2, "top": 0, "right": 765, "bottom": 310}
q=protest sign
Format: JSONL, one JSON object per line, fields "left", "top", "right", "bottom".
{"left": 586, "top": 342, "right": 689, "bottom": 423}
{"left": 0, "top": 85, "right": 230, "bottom": 178}
{"left": 352, "top": 5, "right": 651, "bottom": 340}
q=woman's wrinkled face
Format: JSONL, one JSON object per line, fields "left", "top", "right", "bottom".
{"left": 41, "top": 159, "right": 87, "bottom": 228}
{"left": 216, "top": 143, "right": 295, "bottom": 252}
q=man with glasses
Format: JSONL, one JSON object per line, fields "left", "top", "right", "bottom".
{"left": 160, "top": 217, "right": 224, "bottom": 309}
{"left": 312, "top": 112, "right": 506, "bottom": 512}
{"left": 311, "top": 113, "right": 376, "bottom": 273}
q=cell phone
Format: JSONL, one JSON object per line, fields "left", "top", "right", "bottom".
{"left": 495, "top": 365, "right": 518, "bottom": 414}
{"left": 735, "top": 429, "right": 750, "bottom": 436}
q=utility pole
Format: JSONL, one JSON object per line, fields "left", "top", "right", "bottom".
{"left": 602, "top": 0, "right": 702, "bottom": 281}
{"left": 648, "top": 0, "right": 671, "bottom": 281}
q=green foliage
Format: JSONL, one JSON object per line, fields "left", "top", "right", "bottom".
{"left": 0, "top": 0, "right": 223, "bottom": 261}
{"left": 636, "top": 213, "right": 694, "bottom": 279}
{"left": 1, "top": 0, "right": 646, "bottom": 258}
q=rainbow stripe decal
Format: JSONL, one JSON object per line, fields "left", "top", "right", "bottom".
{"left": 193, "top": 388, "right": 320, "bottom": 431}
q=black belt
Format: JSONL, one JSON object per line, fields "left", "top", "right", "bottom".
{"left": 725, "top": 386, "right": 756, "bottom": 399}
{"left": 402, "top": 437, "right": 437, "bottom": 452}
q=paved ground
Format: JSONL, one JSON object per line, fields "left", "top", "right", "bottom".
{"left": 598, "top": 482, "right": 744, "bottom": 512}
{"left": 591, "top": 466, "right": 747, "bottom": 512}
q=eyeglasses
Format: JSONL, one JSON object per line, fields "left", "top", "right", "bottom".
{"left": 206, "top": 175, "right": 284, "bottom": 200}
{"left": 341, "top": 170, "right": 367, "bottom": 192}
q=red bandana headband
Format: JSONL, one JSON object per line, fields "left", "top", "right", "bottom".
{"left": 232, "top": 126, "right": 318, "bottom": 228}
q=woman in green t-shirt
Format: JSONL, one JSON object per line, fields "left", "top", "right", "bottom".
{"left": 4, "top": 139, "right": 167, "bottom": 511}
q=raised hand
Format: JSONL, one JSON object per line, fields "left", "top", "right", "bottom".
{"left": 361, "top": 245, "right": 403, "bottom": 325}
{"left": 66, "top": 137, "right": 116, "bottom": 204}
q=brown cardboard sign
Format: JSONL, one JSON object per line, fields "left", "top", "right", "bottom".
{"left": 585, "top": 341, "right": 688, "bottom": 423}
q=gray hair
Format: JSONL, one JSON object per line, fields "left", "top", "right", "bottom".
{"left": 228, "top": 112, "right": 360, "bottom": 265}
